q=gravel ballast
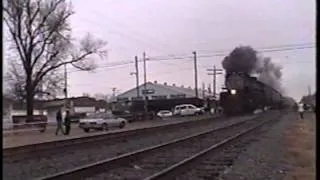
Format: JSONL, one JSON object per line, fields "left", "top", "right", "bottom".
{"left": 86, "top": 115, "right": 266, "bottom": 180}
{"left": 3, "top": 115, "right": 255, "bottom": 180}
{"left": 219, "top": 111, "right": 301, "bottom": 180}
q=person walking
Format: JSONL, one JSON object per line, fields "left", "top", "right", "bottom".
{"left": 64, "top": 110, "right": 71, "bottom": 135}
{"left": 298, "top": 103, "right": 304, "bottom": 119}
{"left": 55, "top": 109, "right": 64, "bottom": 135}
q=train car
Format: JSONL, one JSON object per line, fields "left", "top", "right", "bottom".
{"left": 220, "top": 72, "right": 282, "bottom": 115}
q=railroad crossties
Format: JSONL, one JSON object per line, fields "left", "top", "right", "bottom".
{"left": 3, "top": 111, "right": 307, "bottom": 180}
{"left": 220, "top": 112, "right": 315, "bottom": 180}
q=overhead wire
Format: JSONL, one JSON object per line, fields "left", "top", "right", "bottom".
{"left": 52, "top": 8, "right": 318, "bottom": 74}
{"left": 3, "top": 44, "right": 315, "bottom": 81}
{"left": 148, "top": 45, "right": 315, "bottom": 61}
{"left": 196, "top": 42, "right": 315, "bottom": 53}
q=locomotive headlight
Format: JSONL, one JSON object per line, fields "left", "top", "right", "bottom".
{"left": 230, "top": 89, "right": 237, "bottom": 95}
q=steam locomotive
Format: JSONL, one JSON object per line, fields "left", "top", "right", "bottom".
{"left": 219, "top": 72, "right": 283, "bottom": 115}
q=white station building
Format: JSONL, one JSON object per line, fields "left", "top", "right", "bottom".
{"left": 113, "top": 81, "right": 211, "bottom": 102}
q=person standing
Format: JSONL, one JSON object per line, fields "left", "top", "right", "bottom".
{"left": 298, "top": 103, "right": 304, "bottom": 119}
{"left": 55, "top": 109, "right": 64, "bottom": 135}
{"left": 64, "top": 110, "right": 71, "bottom": 135}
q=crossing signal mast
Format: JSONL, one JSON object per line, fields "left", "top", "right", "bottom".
{"left": 207, "top": 65, "right": 223, "bottom": 114}
{"left": 207, "top": 65, "right": 223, "bottom": 100}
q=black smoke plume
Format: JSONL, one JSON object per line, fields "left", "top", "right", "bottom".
{"left": 222, "top": 46, "right": 258, "bottom": 74}
{"left": 222, "top": 45, "right": 283, "bottom": 92}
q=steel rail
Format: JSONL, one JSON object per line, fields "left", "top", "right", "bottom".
{"left": 36, "top": 114, "right": 264, "bottom": 180}
{"left": 143, "top": 114, "right": 280, "bottom": 180}
{"left": 3, "top": 115, "right": 218, "bottom": 157}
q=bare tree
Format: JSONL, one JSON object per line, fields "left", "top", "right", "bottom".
{"left": 93, "top": 93, "right": 109, "bottom": 100}
{"left": 82, "top": 92, "right": 90, "bottom": 97}
{"left": 5, "top": 59, "right": 64, "bottom": 101}
{"left": 3, "top": 0, "right": 107, "bottom": 121}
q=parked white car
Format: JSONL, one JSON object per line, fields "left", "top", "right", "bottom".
{"left": 79, "top": 113, "right": 127, "bottom": 132}
{"left": 157, "top": 110, "right": 173, "bottom": 118}
{"left": 173, "top": 104, "right": 203, "bottom": 116}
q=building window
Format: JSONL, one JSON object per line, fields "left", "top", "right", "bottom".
{"left": 170, "top": 94, "right": 186, "bottom": 99}
{"left": 151, "top": 95, "right": 167, "bottom": 100}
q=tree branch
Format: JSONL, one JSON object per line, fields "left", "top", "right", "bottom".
{"left": 35, "top": 51, "right": 93, "bottom": 85}
{"left": 32, "top": 50, "right": 60, "bottom": 88}
{"left": 31, "top": 11, "right": 73, "bottom": 68}
{"left": 3, "top": 18, "right": 28, "bottom": 70}
{"left": 4, "top": 0, "right": 107, "bottom": 107}
{"left": 32, "top": 0, "right": 67, "bottom": 36}
{"left": 71, "top": 63, "right": 94, "bottom": 71}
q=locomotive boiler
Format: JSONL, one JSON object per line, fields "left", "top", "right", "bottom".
{"left": 220, "top": 72, "right": 282, "bottom": 115}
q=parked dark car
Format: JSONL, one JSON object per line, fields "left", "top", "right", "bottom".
{"left": 112, "top": 110, "right": 134, "bottom": 122}
{"left": 112, "top": 110, "right": 155, "bottom": 122}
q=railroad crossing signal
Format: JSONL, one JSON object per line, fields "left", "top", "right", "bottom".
{"left": 207, "top": 65, "right": 223, "bottom": 99}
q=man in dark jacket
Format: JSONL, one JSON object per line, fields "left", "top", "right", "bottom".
{"left": 55, "top": 109, "right": 64, "bottom": 135}
{"left": 64, "top": 110, "right": 71, "bottom": 135}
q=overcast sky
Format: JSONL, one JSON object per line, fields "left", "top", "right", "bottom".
{"left": 4, "top": 0, "right": 316, "bottom": 102}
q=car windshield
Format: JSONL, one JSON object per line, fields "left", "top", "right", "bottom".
{"left": 160, "top": 111, "right": 170, "bottom": 114}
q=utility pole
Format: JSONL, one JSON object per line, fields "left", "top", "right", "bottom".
{"left": 207, "top": 65, "right": 223, "bottom": 114}
{"left": 193, "top": 51, "right": 198, "bottom": 98}
{"left": 202, "top": 82, "right": 205, "bottom": 99}
{"left": 207, "top": 83, "right": 212, "bottom": 94}
{"left": 207, "top": 65, "right": 223, "bottom": 99}
{"left": 112, "top": 88, "right": 116, "bottom": 98}
{"left": 308, "top": 85, "right": 311, "bottom": 96}
{"left": 143, "top": 52, "right": 147, "bottom": 87}
{"left": 143, "top": 52, "right": 148, "bottom": 118}
{"left": 130, "top": 56, "right": 140, "bottom": 97}
{"left": 64, "top": 64, "right": 68, "bottom": 112}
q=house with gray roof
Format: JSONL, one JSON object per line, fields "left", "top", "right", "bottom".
{"left": 113, "top": 81, "right": 211, "bottom": 103}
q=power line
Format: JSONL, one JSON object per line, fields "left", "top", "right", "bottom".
{"left": 197, "top": 42, "right": 315, "bottom": 53}
{"left": 86, "top": 10, "right": 176, "bottom": 54}
{"left": 69, "top": 65, "right": 210, "bottom": 87}
{"left": 74, "top": 16, "right": 178, "bottom": 59}
{"left": 3, "top": 56, "right": 314, "bottom": 82}
{"left": 56, "top": 57, "right": 314, "bottom": 89}
{"left": 148, "top": 45, "right": 315, "bottom": 61}
{"left": 3, "top": 44, "right": 315, "bottom": 81}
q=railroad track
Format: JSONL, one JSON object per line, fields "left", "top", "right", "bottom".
{"left": 146, "top": 114, "right": 283, "bottom": 180}
{"left": 3, "top": 115, "right": 219, "bottom": 158}
{"left": 37, "top": 112, "right": 281, "bottom": 180}
{"left": 4, "top": 115, "right": 259, "bottom": 180}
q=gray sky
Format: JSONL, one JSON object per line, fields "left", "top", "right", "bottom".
{"left": 4, "top": 0, "right": 316, "bottom": 102}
